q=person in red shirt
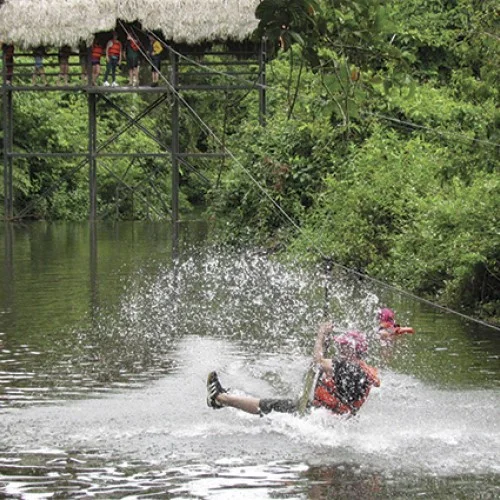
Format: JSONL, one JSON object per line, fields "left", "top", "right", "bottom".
{"left": 90, "top": 38, "right": 103, "bottom": 85}
{"left": 103, "top": 31, "right": 122, "bottom": 87}
{"left": 207, "top": 322, "right": 380, "bottom": 417}
{"left": 378, "top": 308, "right": 415, "bottom": 340}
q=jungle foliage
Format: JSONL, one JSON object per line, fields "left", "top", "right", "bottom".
{"left": 1, "top": 0, "right": 499, "bottom": 320}
{"left": 214, "top": 0, "right": 499, "bottom": 320}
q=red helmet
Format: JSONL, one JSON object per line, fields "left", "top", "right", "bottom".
{"left": 378, "top": 308, "right": 395, "bottom": 324}
{"left": 333, "top": 331, "right": 368, "bottom": 355}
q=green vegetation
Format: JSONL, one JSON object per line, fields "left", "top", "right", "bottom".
{"left": 1, "top": 0, "right": 499, "bottom": 321}
{"left": 3, "top": 87, "right": 176, "bottom": 220}
{"left": 213, "top": 0, "right": 499, "bottom": 321}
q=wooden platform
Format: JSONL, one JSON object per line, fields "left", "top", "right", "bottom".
{"left": 1, "top": 84, "right": 169, "bottom": 93}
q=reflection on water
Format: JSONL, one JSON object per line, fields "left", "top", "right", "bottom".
{"left": 0, "top": 222, "right": 499, "bottom": 498}
{"left": 2, "top": 454, "right": 498, "bottom": 499}
{"left": 2, "top": 335, "right": 499, "bottom": 498}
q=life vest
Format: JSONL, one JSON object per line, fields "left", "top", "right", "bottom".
{"left": 129, "top": 39, "right": 139, "bottom": 52}
{"left": 91, "top": 44, "right": 103, "bottom": 60}
{"left": 107, "top": 40, "right": 121, "bottom": 57}
{"left": 313, "top": 359, "right": 379, "bottom": 415}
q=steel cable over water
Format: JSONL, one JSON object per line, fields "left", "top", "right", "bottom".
{"left": 118, "top": 21, "right": 500, "bottom": 333}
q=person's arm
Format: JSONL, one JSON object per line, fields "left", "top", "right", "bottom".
{"left": 313, "top": 322, "right": 334, "bottom": 372}
{"left": 359, "top": 361, "right": 381, "bottom": 387}
{"left": 394, "top": 326, "right": 415, "bottom": 335}
{"left": 297, "top": 321, "right": 333, "bottom": 415}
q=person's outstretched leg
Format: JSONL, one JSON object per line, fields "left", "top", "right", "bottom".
{"left": 217, "top": 393, "right": 261, "bottom": 414}
{"left": 207, "top": 372, "right": 298, "bottom": 416}
{"left": 207, "top": 371, "right": 260, "bottom": 414}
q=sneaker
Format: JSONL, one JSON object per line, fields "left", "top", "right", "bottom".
{"left": 206, "top": 371, "right": 227, "bottom": 409}
{"left": 111, "top": 81, "right": 118, "bottom": 87}
{"left": 103, "top": 81, "right": 110, "bottom": 87}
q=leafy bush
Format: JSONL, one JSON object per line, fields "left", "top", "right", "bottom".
{"left": 388, "top": 173, "right": 500, "bottom": 317}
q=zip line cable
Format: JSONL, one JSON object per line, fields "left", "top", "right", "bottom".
{"left": 364, "top": 111, "right": 500, "bottom": 149}
{"left": 145, "top": 28, "right": 498, "bottom": 150}
{"left": 120, "top": 22, "right": 310, "bottom": 245}
{"left": 165, "top": 44, "right": 499, "bottom": 149}
{"left": 318, "top": 254, "right": 500, "bottom": 332}
{"left": 119, "top": 23, "right": 500, "bottom": 332}
{"left": 133, "top": 23, "right": 500, "bottom": 332}
{"left": 147, "top": 32, "right": 267, "bottom": 90}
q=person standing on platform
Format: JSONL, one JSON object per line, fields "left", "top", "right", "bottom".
{"left": 79, "top": 41, "right": 88, "bottom": 84}
{"left": 1, "top": 42, "right": 14, "bottom": 85}
{"left": 56, "top": 45, "right": 72, "bottom": 85}
{"left": 90, "top": 38, "right": 103, "bottom": 85}
{"left": 125, "top": 33, "right": 140, "bottom": 87}
{"left": 103, "top": 31, "right": 122, "bottom": 87}
{"left": 147, "top": 34, "right": 163, "bottom": 87}
{"left": 32, "top": 46, "right": 47, "bottom": 85}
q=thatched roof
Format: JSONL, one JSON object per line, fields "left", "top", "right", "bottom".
{"left": 0, "top": 0, "right": 260, "bottom": 48}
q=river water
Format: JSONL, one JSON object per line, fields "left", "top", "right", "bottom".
{"left": 0, "top": 222, "right": 499, "bottom": 499}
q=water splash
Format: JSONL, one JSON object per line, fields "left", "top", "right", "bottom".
{"left": 89, "top": 247, "right": 383, "bottom": 354}
{"left": 2, "top": 245, "right": 499, "bottom": 498}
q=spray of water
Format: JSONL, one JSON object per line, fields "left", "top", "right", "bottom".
{"left": 71, "top": 247, "right": 385, "bottom": 384}
{"left": 2, "top": 246, "right": 499, "bottom": 499}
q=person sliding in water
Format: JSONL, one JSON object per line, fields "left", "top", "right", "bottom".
{"left": 378, "top": 308, "right": 415, "bottom": 340}
{"left": 207, "top": 322, "right": 380, "bottom": 417}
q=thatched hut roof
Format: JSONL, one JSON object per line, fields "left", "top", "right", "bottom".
{"left": 0, "top": 0, "right": 260, "bottom": 48}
